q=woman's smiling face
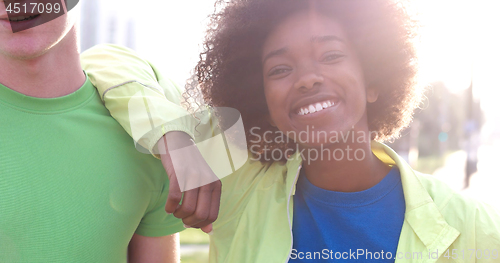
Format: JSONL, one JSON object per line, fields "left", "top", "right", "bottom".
{"left": 262, "top": 10, "right": 378, "bottom": 147}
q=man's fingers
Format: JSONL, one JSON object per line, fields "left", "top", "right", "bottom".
{"left": 165, "top": 173, "right": 182, "bottom": 214}
{"left": 173, "top": 189, "right": 198, "bottom": 219}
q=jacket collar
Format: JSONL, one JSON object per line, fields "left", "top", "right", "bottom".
{"left": 285, "top": 141, "right": 460, "bottom": 259}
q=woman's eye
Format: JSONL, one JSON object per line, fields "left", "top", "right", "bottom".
{"left": 268, "top": 67, "right": 290, "bottom": 76}
{"left": 321, "top": 52, "right": 344, "bottom": 63}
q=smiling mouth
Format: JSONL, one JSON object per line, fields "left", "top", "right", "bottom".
{"left": 8, "top": 15, "right": 40, "bottom": 22}
{"left": 296, "top": 99, "right": 338, "bottom": 116}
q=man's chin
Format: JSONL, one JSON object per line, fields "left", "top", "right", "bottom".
{"left": 0, "top": 40, "right": 53, "bottom": 60}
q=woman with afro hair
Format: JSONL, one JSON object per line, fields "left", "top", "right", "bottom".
{"left": 81, "top": 0, "right": 500, "bottom": 262}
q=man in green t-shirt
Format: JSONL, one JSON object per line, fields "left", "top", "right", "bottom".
{"left": 0, "top": 2, "right": 219, "bottom": 262}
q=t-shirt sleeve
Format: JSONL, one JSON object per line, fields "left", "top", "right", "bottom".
{"left": 135, "top": 186, "right": 186, "bottom": 237}
{"left": 80, "top": 44, "right": 197, "bottom": 158}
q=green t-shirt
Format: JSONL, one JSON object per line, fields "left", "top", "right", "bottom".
{"left": 0, "top": 76, "right": 184, "bottom": 262}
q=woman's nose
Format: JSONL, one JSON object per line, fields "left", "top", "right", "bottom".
{"left": 293, "top": 68, "right": 324, "bottom": 91}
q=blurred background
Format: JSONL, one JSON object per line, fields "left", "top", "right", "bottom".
{"left": 77, "top": 0, "right": 500, "bottom": 261}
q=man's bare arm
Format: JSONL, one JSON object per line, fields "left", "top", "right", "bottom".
{"left": 128, "top": 233, "right": 180, "bottom": 263}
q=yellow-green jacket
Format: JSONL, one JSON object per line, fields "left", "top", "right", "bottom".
{"left": 81, "top": 44, "right": 500, "bottom": 263}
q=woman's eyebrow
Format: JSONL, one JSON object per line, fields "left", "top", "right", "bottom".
{"left": 312, "top": 35, "right": 344, "bottom": 43}
{"left": 262, "top": 47, "right": 289, "bottom": 64}
{"left": 262, "top": 35, "right": 344, "bottom": 63}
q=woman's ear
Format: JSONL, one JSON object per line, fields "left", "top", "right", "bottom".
{"left": 366, "top": 87, "right": 379, "bottom": 103}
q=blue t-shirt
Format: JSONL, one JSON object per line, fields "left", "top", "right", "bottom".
{"left": 290, "top": 167, "right": 405, "bottom": 262}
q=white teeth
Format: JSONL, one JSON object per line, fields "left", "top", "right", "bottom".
{"left": 315, "top": 103, "right": 322, "bottom": 111}
{"left": 308, "top": 105, "right": 316, "bottom": 114}
{"left": 296, "top": 100, "right": 336, "bottom": 116}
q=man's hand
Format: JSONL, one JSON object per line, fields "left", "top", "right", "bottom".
{"left": 158, "top": 132, "right": 221, "bottom": 233}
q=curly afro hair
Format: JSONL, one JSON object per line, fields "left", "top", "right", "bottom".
{"left": 188, "top": 0, "right": 423, "bottom": 161}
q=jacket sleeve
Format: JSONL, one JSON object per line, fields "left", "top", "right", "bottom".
{"left": 80, "top": 44, "right": 197, "bottom": 157}
{"left": 475, "top": 201, "right": 500, "bottom": 262}
{"left": 79, "top": 44, "right": 258, "bottom": 192}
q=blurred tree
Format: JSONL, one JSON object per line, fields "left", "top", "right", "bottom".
{"left": 389, "top": 81, "right": 482, "bottom": 176}
{"left": 415, "top": 82, "right": 464, "bottom": 156}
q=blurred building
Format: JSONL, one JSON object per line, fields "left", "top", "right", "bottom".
{"left": 79, "top": 0, "right": 136, "bottom": 52}
{"left": 77, "top": 0, "right": 215, "bottom": 86}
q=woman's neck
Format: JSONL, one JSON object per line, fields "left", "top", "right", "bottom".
{"left": 301, "top": 140, "right": 391, "bottom": 192}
